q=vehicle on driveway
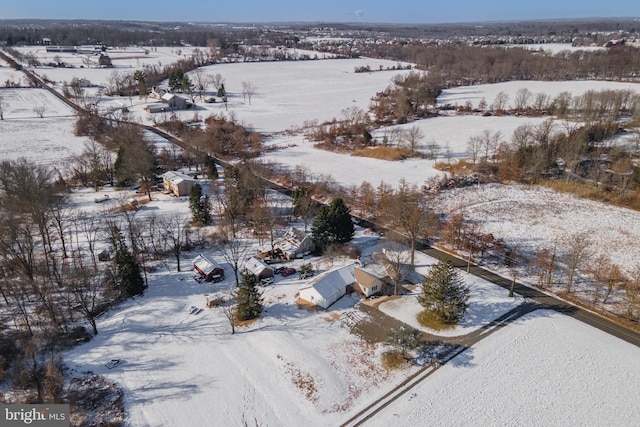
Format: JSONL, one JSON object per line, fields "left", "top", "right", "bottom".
{"left": 281, "top": 267, "right": 296, "bottom": 277}
{"left": 260, "top": 277, "right": 275, "bottom": 286}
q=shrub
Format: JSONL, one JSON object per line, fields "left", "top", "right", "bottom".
{"left": 381, "top": 350, "right": 408, "bottom": 370}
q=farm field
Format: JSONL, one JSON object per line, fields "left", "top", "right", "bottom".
{"left": 369, "top": 310, "right": 640, "bottom": 427}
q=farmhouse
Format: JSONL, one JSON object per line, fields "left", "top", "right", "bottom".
{"left": 162, "top": 171, "right": 195, "bottom": 197}
{"left": 298, "top": 263, "right": 356, "bottom": 309}
{"left": 244, "top": 256, "right": 274, "bottom": 281}
{"left": 354, "top": 267, "right": 383, "bottom": 297}
{"left": 276, "top": 227, "right": 314, "bottom": 259}
{"left": 146, "top": 93, "right": 191, "bottom": 113}
{"left": 193, "top": 254, "right": 225, "bottom": 282}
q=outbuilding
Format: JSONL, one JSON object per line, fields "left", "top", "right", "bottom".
{"left": 193, "top": 254, "right": 225, "bottom": 282}
{"left": 244, "top": 256, "right": 274, "bottom": 281}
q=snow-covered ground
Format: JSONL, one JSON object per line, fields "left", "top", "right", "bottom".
{"left": 378, "top": 250, "right": 520, "bottom": 337}
{"left": 0, "top": 88, "right": 90, "bottom": 165}
{"left": 435, "top": 183, "right": 640, "bottom": 276}
{"left": 369, "top": 309, "right": 640, "bottom": 427}
{"left": 438, "top": 80, "right": 640, "bottom": 110}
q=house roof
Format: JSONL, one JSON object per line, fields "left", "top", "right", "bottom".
{"left": 163, "top": 171, "right": 194, "bottom": 185}
{"left": 244, "top": 256, "right": 271, "bottom": 276}
{"left": 354, "top": 267, "right": 380, "bottom": 289}
{"left": 193, "top": 254, "right": 221, "bottom": 275}
{"left": 277, "top": 227, "right": 312, "bottom": 255}
{"left": 300, "top": 263, "right": 356, "bottom": 298}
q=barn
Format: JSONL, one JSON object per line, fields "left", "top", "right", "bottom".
{"left": 298, "top": 263, "right": 356, "bottom": 309}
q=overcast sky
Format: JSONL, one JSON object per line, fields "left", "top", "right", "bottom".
{"left": 5, "top": 0, "right": 640, "bottom": 23}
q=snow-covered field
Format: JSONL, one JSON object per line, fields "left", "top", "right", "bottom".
{"left": 0, "top": 88, "right": 90, "bottom": 165}
{"left": 435, "top": 183, "right": 640, "bottom": 276}
{"left": 369, "top": 310, "right": 640, "bottom": 427}
{"left": 438, "top": 80, "right": 640, "bottom": 110}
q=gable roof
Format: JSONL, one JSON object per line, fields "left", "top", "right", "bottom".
{"left": 193, "top": 254, "right": 222, "bottom": 276}
{"left": 300, "top": 263, "right": 356, "bottom": 297}
{"left": 162, "top": 171, "right": 194, "bottom": 185}
{"left": 244, "top": 256, "right": 272, "bottom": 276}
{"left": 354, "top": 267, "right": 381, "bottom": 289}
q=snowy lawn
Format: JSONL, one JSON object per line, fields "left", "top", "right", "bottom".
{"left": 369, "top": 309, "right": 640, "bottom": 427}
{"left": 378, "top": 250, "right": 520, "bottom": 337}
{"left": 64, "top": 262, "right": 412, "bottom": 427}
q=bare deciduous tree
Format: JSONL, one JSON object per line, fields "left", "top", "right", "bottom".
{"left": 513, "top": 87, "right": 532, "bottom": 111}
{"left": 0, "top": 95, "right": 6, "bottom": 120}
{"left": 241, "top": 81, "right": 256, "bottom": 105}
{"left": 33, "top": 104, "right": 46, "bottom": 118}
{"left": 400, "top": 125, "right": 425, "bottom": 154}
{"left": 563, "top": 231, "right": 593, "bottom": 293}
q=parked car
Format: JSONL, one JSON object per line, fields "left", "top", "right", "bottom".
{"left": 273, "top": 266, "right": 285, "bottom": 275}
{"left": 260, "top": 277, "right": 275, "bottom": 286}
{"left": 281, "top": 267, "right": 296, "bottom": 277}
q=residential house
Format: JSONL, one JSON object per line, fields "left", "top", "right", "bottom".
{"left": 193, "top": 254, "right": 225, "bottom": 282}
{"left": 162, "top": 171, "right": 195, "bottom": 197}
{"left": 146, "top": 91, "right": 191, "bottom": 113}
{"left": 161, "top": 93, "right": 190, "bottom": 109}
{"left": 276, "top": 227, "right": 314, "bottom": 259}
{"left": 298, "top": 263, "right": 356, "bottom": 309}
{"left": 244, "top": 256, "right": 274, "bottom": 281}
{"left": 354, "top": 267, "right": 383, "bottom": 297}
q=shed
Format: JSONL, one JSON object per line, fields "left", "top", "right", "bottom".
{"left": 193, "top": 254, "right": 225, "bottom": 282}
{"left": 354, "top": 267, "right": 383, "bottom": 297}
{"left": 244, "top": 256, "right": 274, "bottom": 281}
{"left": 162, "top": 171, "right": 195, "bottom": 197}
{"left": 298, "top": 264, "right": 356, "bottom": 309}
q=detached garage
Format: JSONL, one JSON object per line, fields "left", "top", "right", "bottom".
{"left": 193, "top": 254, "right": 225, "bottom": 282}
{"left": 298, "top": 263, "right": 356, "bottom": 309}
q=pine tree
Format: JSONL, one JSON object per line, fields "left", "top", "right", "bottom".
{"left": 109, "top": 225, "right": 145, "bottom": 298}
{"left": 328, "top": 198, "right": 354, "bottom": 244}
{"left": 205, "top": 156, "right": 219, "bottom": 179}
{"left": 417, "top": 260, "right": 470, "bottom": 324}
{"left": 188, "top": 183, "right": 211, "bottom": 225}
{"left": 234, "top": 273, "right": 263, "bottom": 321}
{"left": 311, "top": 197, "right": 354, "bottom": 252}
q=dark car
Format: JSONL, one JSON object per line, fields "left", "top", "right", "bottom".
{"left": 281, "top": 267, "right": 296, "bottom": 277}
{"left": 273, "top": 266, "right": 285, "bottom": 274}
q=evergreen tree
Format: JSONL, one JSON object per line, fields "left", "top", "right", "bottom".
{"left": 205, "top": 156, "right": 219, "bottom": 179}
{"left": 188, "top": 183, "right": 211, "bottom": 225}
{"left": 328, "top": 198, "right": 354, "bottom": 244}
{"left": 109, "top": 225, "right": 145, "bottom": 298}
{"left": 234, "top": 273, "right": 263, "bottom": 321}
{"left": 417, "top": 260, "right": 470, "bottom": 324}
{"left": 168, "top": 69, "right": 184, "bottom": 92}
{"left": 311, "top": 197, "right": 354, "bottom": 252}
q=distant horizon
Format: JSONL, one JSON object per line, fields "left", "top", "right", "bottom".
{"left": 2, "top": 16, "right": 639, "bottom": 27}
{"left": 4, "top": 0, "right": 640, "bottom": 25}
